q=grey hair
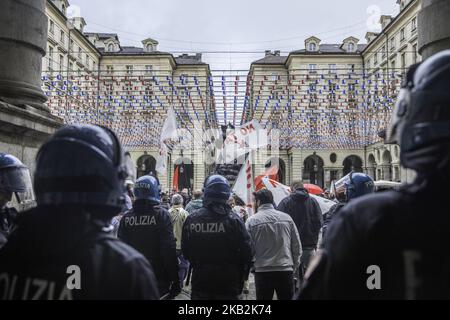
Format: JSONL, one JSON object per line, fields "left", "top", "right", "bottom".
{"left": 172, "top": 193, "right": 184, "bottom": 205}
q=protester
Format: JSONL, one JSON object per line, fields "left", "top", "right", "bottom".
{"left": 277, "top": 180, "right": 322, "bottom": 286}
{"left": 0, "top": 124, "right": 159, "bottom": 299}
{"left": 169, "top": 193, "right": 190, "bottom": 286}
{"left": 118, "top": 175, "right": 180, "bottom": 298}
{"left": 185, "top": 189, "right": 203, "bottom": 214}
{"left": 231, "top": 195, "right": 249, "bottom": 222}
{"left": 182, "top": 175, "right": 253, "bottom": 300}
{"left": 180, "top": 188, "right": 191, "bottom": 206}
{"left": 246, "top": 189, "right": 302, "bottom": 300}
{"left": 299, "top": 51, "right": 450, "bottom": 299}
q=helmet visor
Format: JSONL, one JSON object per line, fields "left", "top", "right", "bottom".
{"left": 0, "top": 167, "right": 33, "bottom": 193}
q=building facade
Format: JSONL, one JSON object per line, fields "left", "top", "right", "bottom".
{"left": 245, "top": 0, "right": 421, "bottom": 187}
{"left": 41, "top": 0, "right": 421, "bottom": 191}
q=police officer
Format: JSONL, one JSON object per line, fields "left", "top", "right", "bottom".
{"left": 0, "top": 124, "right": 159, "bottom": 300}
{"left": 118, "top": 175, "right": 180, "bottom": 298}
{"left": 299, "top": 51, "right": 450, "bottom": 300}
{"left": 182, "top": 175, "right": 253, "bottom": 300}
{"left": 0, "top": 153, "right": 34, "bottom": 248}
{"left": 321, "top": 172, "right": 375, "bottom": 240}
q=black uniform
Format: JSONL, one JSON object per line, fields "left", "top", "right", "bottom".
{"left": 0, "top": 206, "right": 159, "bottom": 300}
{"left": 118, "top": 200, "right": 179, "bottom": 295}
{"left": 299, "top": 174, "right": 450, "bottom": 299}
{"left": 182, "top": 204, "right": 253, "bottom": 299}
{"left": 0, "top": 207, "right": 17, "bottom": 248}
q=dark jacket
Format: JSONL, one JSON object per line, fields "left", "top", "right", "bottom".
{"left": 277, "top": 189, "right": 323, "bottom": 249}
{"left": 299, "top": 173, "right": 450, "bottom": 300}
{"left": 321, "top": 202, "right": 346, "bottom": 243}
{"left": 0, "top": 206, "right": 159, "bottom": 300}
{"left": 182, "top": 203, "right": 253, "bottom": 296}
{"left": 185, "top": 199, "right": 203, "bottom": 214}
{"left": 118, "top": 200, "right": 178, "bottom": 294}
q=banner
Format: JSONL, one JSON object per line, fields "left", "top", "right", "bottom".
{"left": 217, "top": 120, "right": 267, "bottom": 164}
{"left": 232, "top": 154, "right": 254, "bottom": 215}
{"left": 261, "top": 177, "right": 335, "bottom": 214}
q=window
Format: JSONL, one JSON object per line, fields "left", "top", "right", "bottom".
{"left": 48, "top": 46, "right": 54, "bottom": 60}
{"left": 60, "top": 30, "right": 65, "bottom": 45}
{"left": 348, "top": 64, "right": 355, "bottom": 74}
{"left": 78, "top": 46, "right": 81, "bottom": 58}
{"left": 374, "top": 51, "right": 378, "bottom": 65}
{"left": 86, "top": 56, "right": 90, "bottom": 69}
{"left": 93, "top": 61, "right": 96, "bottom": 71}
{"left": 59, "top": 54, "right": 64, "bottom": 71}
{"left": 308, "top": 43, "right": 317, "bottom": 52}
{"left": 329, "top": 64, "right": 336, "bottom": 74}
{"left": 106, "top": 65, "right": 114, "bottom": 74}
{"left": 390, "top": 37, "right": 396, "bottom": 50}
{"left": 382, "top": 45, "right": 386, "bottom": 59}
{"left": 411, "top": 17, "right": 417, "bottom": 32}
{"left": 413, "top": 44, "right": 418, "bottom": 63}
{"left": 391, "top": 59, "right": 396, "bottom": 72}
{"left": 309, "top": 64, "right": 316, "bottom": 73}
{"left": 69, "top": 39, "right": 74, "bottom": 52}
{"left": 69, "top": 61, "right": 73, "bottom": 71}
{"left": 348, "top": 42, "right": 355, "bottom": 52}
{"left": 401, "top": 52, "right": 406, "bottom": 75}
{"left": 146, "top": 44, "right": 154, "bottom": 52}
{"left": 49, "top": 20, "right": 54, "bottom": 34}
{"left": 107, "top": 43, "right": 114, "bottom": 52}
{"left": 145, "top": 65, "right": 153, "bottom": 75}
{"left": 126, "top": 65, "right": 133, "bottom": 75}
{"left": 400, "top": 28, "right": 405, "bottom": 41}
{"left": 61, "top": 4, "right": 66, "bottom": 15}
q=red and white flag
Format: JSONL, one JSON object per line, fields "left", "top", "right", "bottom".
{"left": 233, "top": 154, "right": 254, "bottom": 216}
{"left": 156, "top": 107, "right": 178, "bottom": 175}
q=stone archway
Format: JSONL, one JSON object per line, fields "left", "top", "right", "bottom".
{"left": 381, "top": 150, "right": 393, "bottom": 181}
{"left": 342, "top": 155, "right": 363, "bottom": 176}
{"left": 174, "top": 157, "right": 194, "bottom": 191}
{"left": 303, "top": 154, "right": 324, "bottom": 188}
{"left": 265, "top": 157, "right": 286, "bottom": 185}
{"left": 367, "top": 153, "right": 377, "bottom": 180}
{"left": 137, "top": 154, "right": 157, "bottom": 178}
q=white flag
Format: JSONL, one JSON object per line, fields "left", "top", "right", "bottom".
{"left": 156, "top": 143, "right": 168, "bottom": 175}
{"left": 261, "top": 177, "right": 336, "bottom": 214}
{"left": 156, "top": 107, "right": 178, "bottom": 176}
{"left": 261, "top": 176, "right": 290, "bottom": 206}
{"left": 232, "top": 155, "right": 254, "bottom": 215}
{"left": 160, "top": 107, "right": 178, "bottom": 144}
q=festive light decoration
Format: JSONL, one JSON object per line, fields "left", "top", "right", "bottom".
{"left": 41, "top": 67, "right": 402, "bottom": 150}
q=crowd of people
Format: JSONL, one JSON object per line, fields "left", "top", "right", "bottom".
{"left": 0, "top": 50, "right": 450, "bottom": 300}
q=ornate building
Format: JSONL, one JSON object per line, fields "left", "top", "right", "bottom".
{"left": 41, "top": 0, "right": 422, "bottom": 191}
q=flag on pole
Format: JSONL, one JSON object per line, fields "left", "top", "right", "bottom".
{"left": 156, "top": 107, "right": 178, "bottom": 175}
{"left": 232, "top": 154, "right": 254, "bottom": 216}
{"left": 173, "top": 165, "right": 179, "bottom": 192}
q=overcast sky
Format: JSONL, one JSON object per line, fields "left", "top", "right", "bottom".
{"left": 69, "top": 0, "right": 399, "bottom": 70}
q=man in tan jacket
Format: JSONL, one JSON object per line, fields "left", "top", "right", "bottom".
{"left": 169, "top": 193, "right": 190, "bottom": 286}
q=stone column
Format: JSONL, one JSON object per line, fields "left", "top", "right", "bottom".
{"left": 0, "top": 0, "right": 62, "bottom": 173}
{"left": 0, "top": 0, "right": 49, "bottom": 112}
{"left": 418, "top": 0, "right": 450, "bottom": 59}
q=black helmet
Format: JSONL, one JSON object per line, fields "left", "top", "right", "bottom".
{"left": 34, "top": 124, "right": 127, "bottom": 214}
{"left": 0, "top": 153, "right": 34, "bottom": 207}
{"left": 203, "top": 174, "right": 231, "bottom": 204}
{"left": 134, "top": 175, "right": 160, "bottom": 203}
{"left": 386, "top": 50, "right": 450, "bottom": 171}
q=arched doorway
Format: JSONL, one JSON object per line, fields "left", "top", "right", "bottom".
{"left": 174, "top": 157, "right": 194, "bottom": 191}
{"left": 137, "top": 154, "right": 157, "bottom": 178}
{"left": 382, "top": 150, "right": 393, "bottom": 181}
{"left": 367, "top": 154, "right": 377, "bottom": 180}
{"left": 265, "top": 157, "right": 286, "bottom": 184}
{"left": 342, "top": 155, "right": 363, "bottom": 176}
{"left": 303, "top": 155, "right": 324, "bottom": 188}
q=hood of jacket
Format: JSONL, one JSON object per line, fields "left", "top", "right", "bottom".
{"left": 291, "top": 188, "right": 310, "bottom": 200}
